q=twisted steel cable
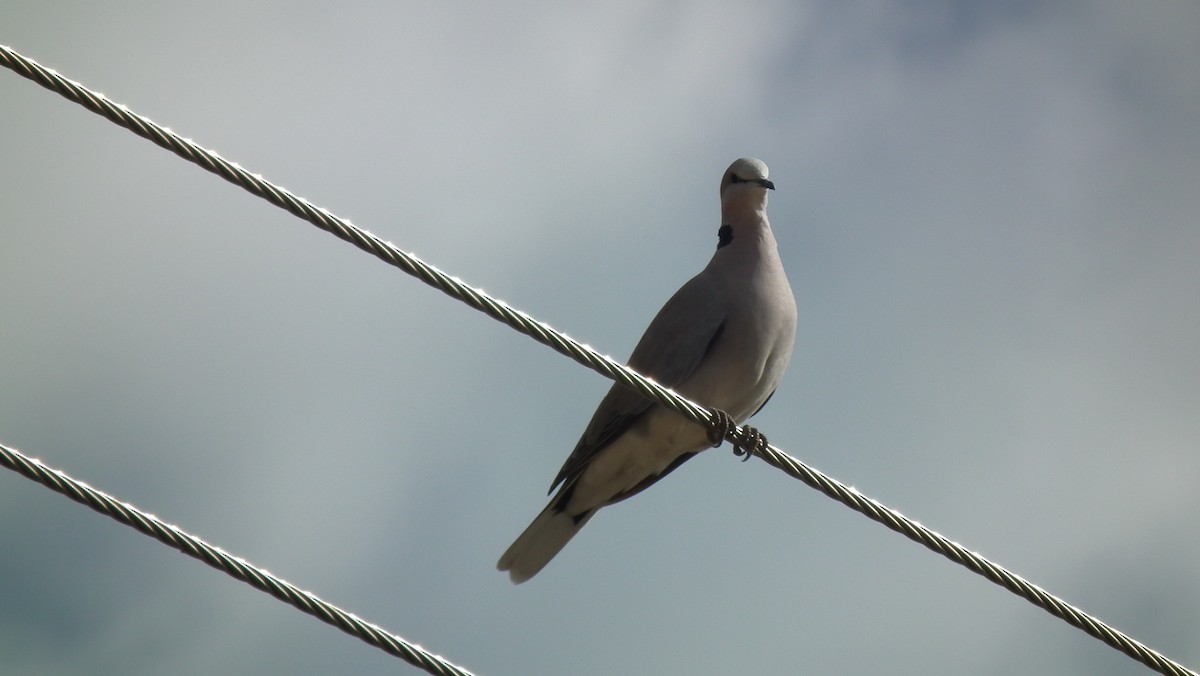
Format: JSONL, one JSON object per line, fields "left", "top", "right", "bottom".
{"left": 0, "top": 442, "right": 476, "bottom": 676}
{"left": 2, "top": 43, "right": 1194, "bottom": 676}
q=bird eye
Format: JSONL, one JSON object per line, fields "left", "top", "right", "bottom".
{"left": 729, "top": 174, "right": 742, "bottom": 184}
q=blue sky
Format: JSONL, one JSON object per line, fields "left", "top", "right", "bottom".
{"left": 2, "top": 2, "right": 1198, "bottom": 674}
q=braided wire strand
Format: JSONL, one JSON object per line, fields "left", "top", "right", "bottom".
{"left": 0, "top": 44, "right": 702, "bottom": 430}
{"left": 752, "top": 445, "right": 1195, "bottom": 676}
{"left": 0, "top": 442, "right": 476, "bottom": 676}
{"left": 1, "top": 43, "right": 1194, "bottom": 676}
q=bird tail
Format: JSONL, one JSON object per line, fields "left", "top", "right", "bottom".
{"left": 497, "top": 502, "right": 594, "bottom": 584}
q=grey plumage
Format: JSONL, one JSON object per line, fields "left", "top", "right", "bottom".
{"left": 497, "top": 158, "right": 798, "bottom": 583}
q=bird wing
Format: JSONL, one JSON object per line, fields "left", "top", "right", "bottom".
{"left": 549, "top": 271, "right": 727, "bottom": 492}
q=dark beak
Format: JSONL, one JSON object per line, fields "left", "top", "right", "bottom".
{"left": 755, "top": 178, "right": 776, "bottom": 190}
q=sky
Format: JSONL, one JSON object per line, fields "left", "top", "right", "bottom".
{"left": 1, "top": 2, "right": 1198, "bottom": 674}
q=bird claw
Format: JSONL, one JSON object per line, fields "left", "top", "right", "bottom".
{"left": 733, "top": 426, "right": 767, "bottom": 462}
{"left": 707, "top": 410, "right": 766, "bottom": 461}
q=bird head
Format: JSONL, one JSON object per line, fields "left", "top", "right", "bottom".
{"left": 720, "top": 157, "right": 774, "bottom": 199}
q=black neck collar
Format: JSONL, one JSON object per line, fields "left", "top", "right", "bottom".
{"left": 717, "top": 224, "right": 733, "bottom": 249}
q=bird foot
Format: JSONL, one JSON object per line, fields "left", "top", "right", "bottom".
{"left": 707, "top": 410, "right": 767, "bottom": 461}
{"left": 707, "top": 409, "right": 735, "bottom": 448}
{"left": 734, "top": 426, "right": 767, "bottom": 462}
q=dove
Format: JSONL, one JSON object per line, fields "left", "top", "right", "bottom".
{"left": 497, "top": 158, "right": 797, "bottom": 583}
